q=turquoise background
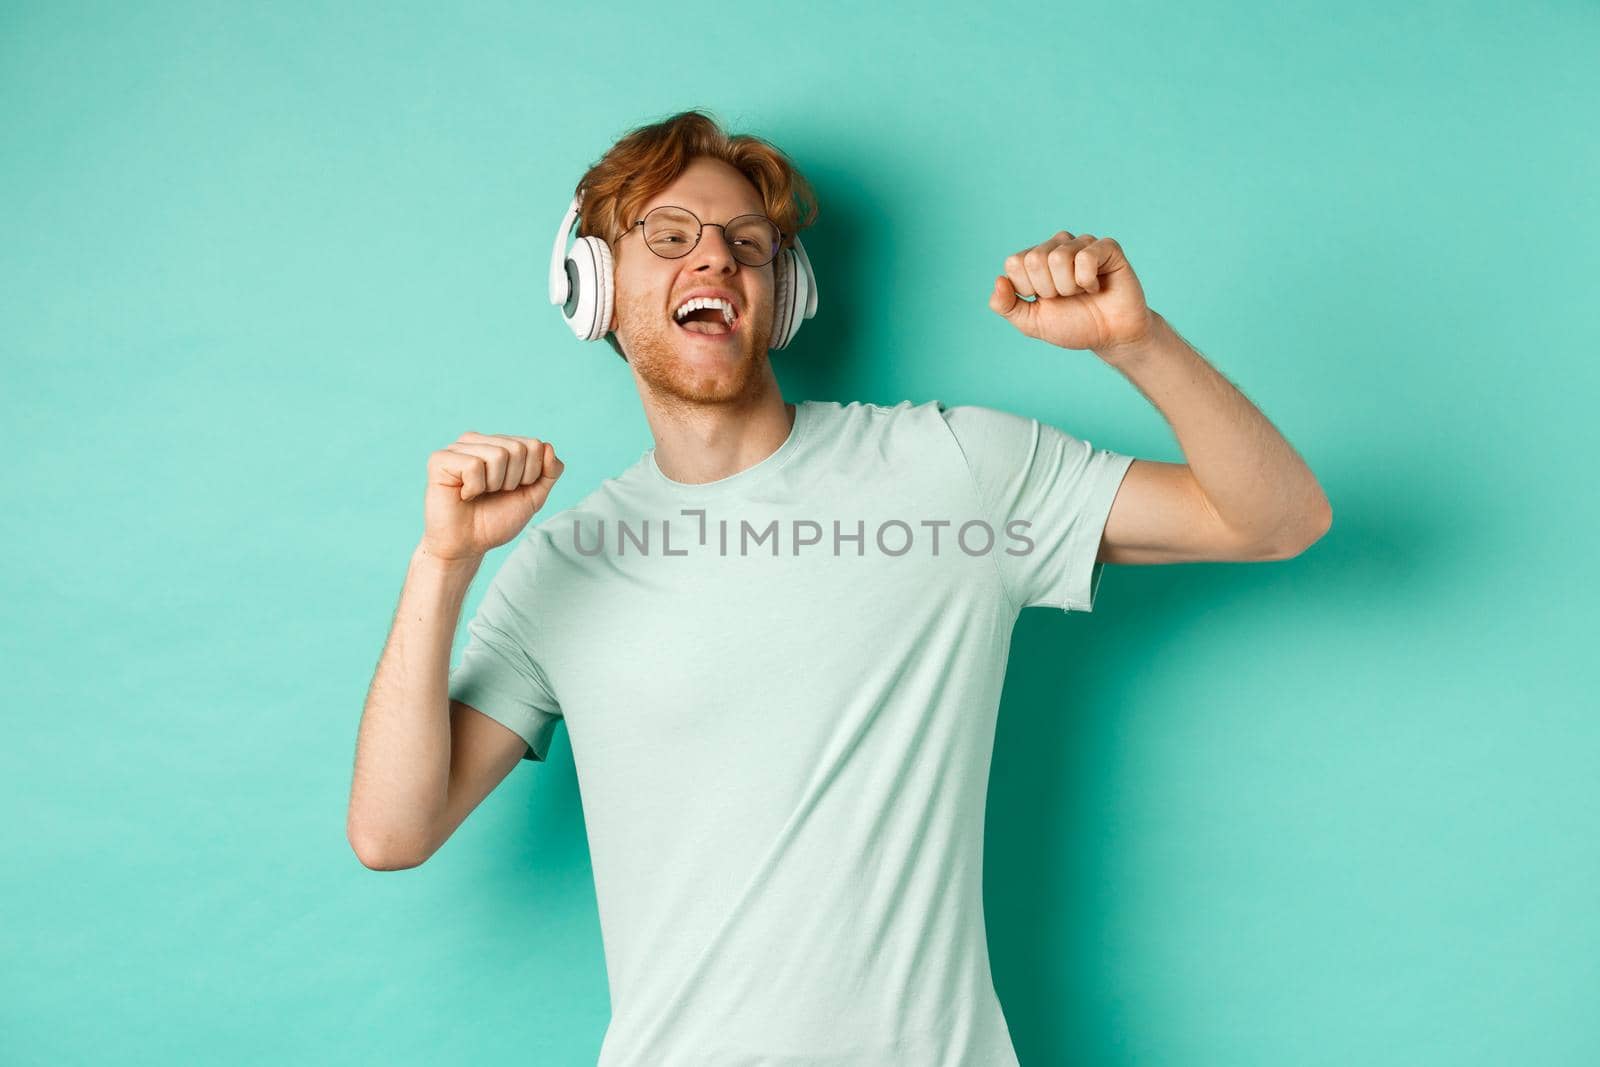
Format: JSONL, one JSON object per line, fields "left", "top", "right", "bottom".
{"left": 5, "top": 2, "right": 1597, "bottom": 1064}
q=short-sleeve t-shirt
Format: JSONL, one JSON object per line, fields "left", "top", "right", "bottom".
{"left": 448, "top": 398, "right": 1135, "bottom": 1066}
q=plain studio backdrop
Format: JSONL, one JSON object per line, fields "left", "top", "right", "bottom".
{"left": 4, "top": 2, "right": 1596, "bottom": 1064}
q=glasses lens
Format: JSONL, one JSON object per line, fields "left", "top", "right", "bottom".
{"left": 725, "top": 215, "right": 782, "bottom": 267}
{"left": 642, "top": 207, "right": 699, "bottom": 259}
{"left": 642, "top": 207, "right": 781, "bottom": 266}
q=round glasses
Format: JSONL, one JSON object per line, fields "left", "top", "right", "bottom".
{"left": 619, "top": 205, "right": 783, "bottom": 268}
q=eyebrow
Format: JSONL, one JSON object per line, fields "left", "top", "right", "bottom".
{"left": 639, "top": 202, "right": 767, "bottom": 219}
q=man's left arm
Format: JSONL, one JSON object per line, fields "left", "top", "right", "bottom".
{"left": 989, "top": 230, "right": 1333, "bottom": 563}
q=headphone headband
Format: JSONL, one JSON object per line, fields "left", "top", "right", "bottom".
{"left": 548, "top": 195, "right": 583, "bottom": 307}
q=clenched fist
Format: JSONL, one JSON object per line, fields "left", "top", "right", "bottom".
{"left": 988, "top": 230, "right": 1155, "bottom": 355}
{"left": 420, "top": 431, "right": 565, "bottom": 563}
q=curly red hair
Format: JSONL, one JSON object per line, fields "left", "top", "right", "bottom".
{"left": 572, "top": 109, "right": 819, "bottom": 360}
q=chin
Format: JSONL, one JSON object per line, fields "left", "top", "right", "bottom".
{"left": 624, "top": 318, "right": 773, "bottom": 404}
{"left": 665, "top": 350, "right": 759, "bottom": 402}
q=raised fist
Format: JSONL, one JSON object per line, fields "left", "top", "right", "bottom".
{"left": 420, "top": 432, "right": 565, "bottom": 562}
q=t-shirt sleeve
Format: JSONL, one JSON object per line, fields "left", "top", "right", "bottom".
{"left": 447, "top": 532, "right": 564, "bottom": 762}
{"left": 938, "top": 402, "right": 1136, "bottom": 614}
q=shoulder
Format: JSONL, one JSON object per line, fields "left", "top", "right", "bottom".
{"left": 801, "top": 396, "right": 1051, "bottom": 455}
{"left": 794, "top": 398, "right": 969, "bottom": 466}
{"left": 822, "top": 397, "right": 1038, "bottom": 438}
{"left": 932, "top": 401, "right": 1037, "bottom": 439}
{"left": 802, "top": 396, "right": 958, "bottom": 437}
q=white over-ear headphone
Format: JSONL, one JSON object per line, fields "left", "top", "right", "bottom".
{"left": 548, "top": 192, "right": 817, "bottom": 350}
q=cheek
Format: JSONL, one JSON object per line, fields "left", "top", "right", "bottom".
{"left": 612, "top": 275, "right": 664, "bottom": 327}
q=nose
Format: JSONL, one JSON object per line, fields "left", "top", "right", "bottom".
{"left": 687, "top": 225, "right": 739, "bottom": 274}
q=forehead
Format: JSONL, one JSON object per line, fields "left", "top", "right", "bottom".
{"left": 640, "top": 157, "right": 766, "bottom": 217}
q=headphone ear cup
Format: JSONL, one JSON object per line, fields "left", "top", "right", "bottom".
{"left": 770, "top": 247, "right": 796, "bottom": 350}
{"left": 562, "top": 236, "right": 615, "bottom": 342}
{"left": 589, "top": 237, "right": 615, "bottom": 341}
{"left": 787, "top": 243, "right": 813, "bottom": 340}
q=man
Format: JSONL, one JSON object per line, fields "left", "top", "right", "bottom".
{"left": 347, "top": 110, "right": 1331, "bottom": 1066}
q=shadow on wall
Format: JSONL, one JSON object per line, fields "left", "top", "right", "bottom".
{"left": 763, "top": 144, "right": 876, "bottom": 400}
{"left": 982, "top": 476, "right": 1458, "bottom": 1063}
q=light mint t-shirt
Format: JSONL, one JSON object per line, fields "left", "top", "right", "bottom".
{"left": 448, "top": 398, "right": 1135, "bottom": 1066}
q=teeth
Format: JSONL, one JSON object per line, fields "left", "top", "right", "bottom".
{"left": 673, "top": 296, "right": 736, "bottom": 325}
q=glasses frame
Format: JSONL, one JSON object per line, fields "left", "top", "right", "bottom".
{"left": 616, "top": 205, "right": 785, "bottom": 268}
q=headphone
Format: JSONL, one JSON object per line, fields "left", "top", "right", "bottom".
{"left": 548, "top": 191, "right": 817, "bottom": 350}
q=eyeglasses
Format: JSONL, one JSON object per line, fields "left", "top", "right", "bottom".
{"left": 617, "top": 205, "right": 784, "bottom": 268}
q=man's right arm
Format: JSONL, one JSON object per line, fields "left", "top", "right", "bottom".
{"left": 346, "top": 431, "right": 564, "bottom": 870}
{"left": 346, "top": 545, "right": 528, "bottom": 870}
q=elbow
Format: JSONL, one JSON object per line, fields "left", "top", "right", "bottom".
{"left": 349, "top": 838, "right": 427, "bottom": 872}
{"left": 352, "top": 846, "right": 424, "bottom": 872}
{"left": 1264, "top": 501, "right": 1333, "bottom": 560}
{"left": 347, "top": 819, "right": 430, "bottom": 872}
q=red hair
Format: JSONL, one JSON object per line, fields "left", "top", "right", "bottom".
{"left": 572, "top": 109, "right": 820, "bottom": 360}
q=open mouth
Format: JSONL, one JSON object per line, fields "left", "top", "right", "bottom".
{"left": 672, "top": 304, "right": 740, "bottom": 339}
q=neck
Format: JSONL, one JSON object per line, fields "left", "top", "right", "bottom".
{"left": 642, "top": 379, "right": 796, "bottom": 485}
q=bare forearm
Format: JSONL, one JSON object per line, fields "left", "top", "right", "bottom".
{"left": 1098, "top": 312, "right": 1331, "bottom": 550}
{"left": 347, "top": 544, "right": 481, "bottom": 867}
